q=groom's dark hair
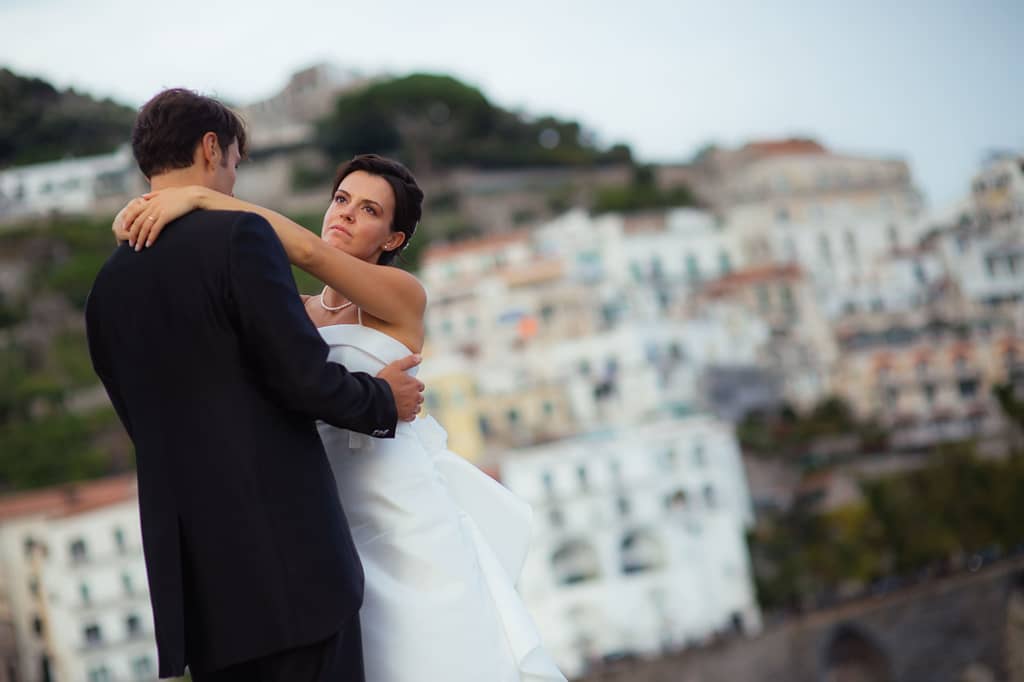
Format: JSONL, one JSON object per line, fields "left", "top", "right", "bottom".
{"left": 132, "top": 88, "right": 248, "bottom": 179}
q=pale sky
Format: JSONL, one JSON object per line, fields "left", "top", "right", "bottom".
{"left": 1, "top": 0, "right": 1021, "bottom": 209}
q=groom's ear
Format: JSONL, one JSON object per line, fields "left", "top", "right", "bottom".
{"left": 197, "top": 132, "right": 221, "bottom": 169}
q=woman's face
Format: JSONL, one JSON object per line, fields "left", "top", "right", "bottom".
{"left": 321, "top": 170, "right": 403, "bottom": 262}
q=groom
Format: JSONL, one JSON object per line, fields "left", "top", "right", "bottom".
{"left": 86, "top": 89, "right": 424, "bottom": 681}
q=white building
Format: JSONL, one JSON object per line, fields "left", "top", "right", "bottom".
{"left": 497, "top": 416, "right": 760, "bottom": 679}
{"left": 0, "top": 147, "right": 143, "bottom": 222}
{"left": 238, "top": 63, "right": 370, "bottom": 152}
{"left": 970, "top": 154, "right": 1024, "bottom": 228}
{"left": 0, "top": 477, "right": 157, "bottom": 682}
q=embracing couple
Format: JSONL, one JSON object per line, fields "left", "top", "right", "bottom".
{"left": 86, "top": 89, "right": 565, "bottom": 682}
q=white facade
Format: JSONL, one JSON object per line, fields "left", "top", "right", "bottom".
{"left": 531, "top": 208, "right": 741, "bottom": 290}
{"left": 498, "top": 416, "right": 760, "bottom": 679}
{"left": 0, "top": 480, "right": 157, "bottom": 682}
{"left": 0, "top": 147, "right": 143, "bottom": 221}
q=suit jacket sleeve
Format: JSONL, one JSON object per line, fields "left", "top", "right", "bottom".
{"left": 226, "top": 212, "right": 398, "bottom": 437}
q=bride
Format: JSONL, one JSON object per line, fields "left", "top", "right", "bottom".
{"left": 116, "top": 154, "right": 566, "bottom": 682}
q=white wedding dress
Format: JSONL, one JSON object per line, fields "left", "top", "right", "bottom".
{"left": 316, "top": 316, "right": 566, "bottom": 682}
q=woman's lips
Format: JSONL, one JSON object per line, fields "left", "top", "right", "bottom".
{"left": 329, "top": 225, "right": 352, "bottom": 237}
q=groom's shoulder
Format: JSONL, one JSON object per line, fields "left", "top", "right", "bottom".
{"left": 169, "top": 210, "right": 272, "bottom": 248}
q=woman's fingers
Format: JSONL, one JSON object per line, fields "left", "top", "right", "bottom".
{"left": 134, "top": 209, "right": 160, "bottom": 251}
{"left": 128, "top": 203, "right": 157, "bottom": 250}
{"left": 123, "top": 197, "right": 149, "bottom": 246}
{"left": 144, "top": 214, "right": 169, "bottom": 248}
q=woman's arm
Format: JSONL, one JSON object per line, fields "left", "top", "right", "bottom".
{"left": 122, "top": 186, "right": 426, "bottom": 327}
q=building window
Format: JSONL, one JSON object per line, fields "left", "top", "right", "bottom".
{"left": 617, "top": 496, "right": 631, "bottom": 517}
{"left": 506, "top": 408, "right": 520, "bottom": 426}
{"left": 844, "top": 230, "right": 858, "bottom": 259}
{"left": 660, "top": 449, "right": 677, "bottom": 472}
{"left": 132, "top": 657, "right": 154, "bottom": 681}
{"left": 685, "top": 254, "right": 701, "bottom": 282}
{"left": 122, "top": 572, "right": 134, "bottom": 596}
{"left": 576, "top": 465, "right": 589, "bottom": 491}
{"left": 69, "top": 538, "right": 88, "bottom": 563}
{"left": 923, "top": 383, "right": 937, "bottom": 405}
{"left": 621, "top": 530, "right": 666, "bottom": 574}
{"left": 551, "top": 540, "right": 601, "bottom": 585}
{"left": 477, "top": 415, "right": 491, "bottom": 436}
{"left": 79, "top": 583, "right": 90, "bottom": 605}
{"left": 113, "top": 527, "right": 126, "bottom": 553}
{"left": 542, "top": 401, "right": 555, "bottom": 417}
{"left": 87, "top": 666, "right": 111, "bottom": 682}
{"left": 548, "top": 508, "right": 564, "bottom": 528}
{"left": 780, "top": 284, "right": 796, "bottom": 311}
{"left": 819, "top": 234, "right": 833, "bottom": 265}
{"left": 125, "top": 614, "right": 143, "bottom": 638}
{"left": 718, "top": 251, "right": 732, "bottom": 275}
{"left": 959, "top": 379, "right": 979, "bottom": 399}
{"left": 541, "top": 472, "right": 554, "bottom": 495}
{"left": 424, "top": 391, "right": 441, "bottom": 411}
{"left": 757, "top": 285, "right": 771, "bottom": 313}
{"left": 693, "top": 442, "right": 707, "bottom": 468}
{"left": 83, "top": 624, "right": 102, "bottom": 647}
{"left": 32, "top": 615, "right": 43, "bottom": 637}
{"left": 703, "top": 484, "right": 717, "bottom": 508}
{"left": 665, "top": 489, "right": 687, "bottom": 510}
{"left": 28, "top": 577, "right": 39, "bottom": 596}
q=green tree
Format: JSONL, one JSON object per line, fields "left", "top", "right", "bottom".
{"left": 316, "top": 74, "right": 631, "bottom": 173}
{"left": 0, "top": 68, "right": 135, "bottom": 167}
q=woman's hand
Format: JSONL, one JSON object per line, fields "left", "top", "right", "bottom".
{"left": 121, "top": 186, "right": 208, "bottom": 251}
{"left": 112, "top": 196, "right": 148, "bottom": 244}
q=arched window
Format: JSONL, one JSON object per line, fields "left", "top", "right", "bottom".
{"left": 621, "top": 529, "right": 666, "bottom": 574}
{"left": 823, "top": 624, "right": 892, "bottom": 682}
{"left": 552, "top": 540, "right": 601, "bottom": 585}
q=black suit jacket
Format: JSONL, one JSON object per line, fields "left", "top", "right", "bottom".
{"left": 85, "top": 210, "right": 396, "bottom": 677}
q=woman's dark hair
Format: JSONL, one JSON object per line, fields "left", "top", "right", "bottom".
{"left": 331, "top": 154, "right": 423, "bottom": 266}
{"left": 131, "top": 88, "right": 248, "bottom": 179}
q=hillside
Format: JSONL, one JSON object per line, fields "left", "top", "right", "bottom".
{"left": 0, "top": 68, "right": 137, "bottom": 168}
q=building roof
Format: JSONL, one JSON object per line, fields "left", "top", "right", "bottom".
{"left": 700, "top": 264, "right": 804, "bottom": 297}
{"left": 422, "top": 230, "right": 531, "bottom": 263}
{"left": 741, "top": 139, "right": 828, "bottom": 158}
{"left": 0, "top": 475, "right": 137, "bottom": 523}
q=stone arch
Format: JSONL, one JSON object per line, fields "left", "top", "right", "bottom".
{"left": 1008, "top": 571, "right": 1024, "bottom": 682}
{"left": 552, "top": 539, "right": 601, "bottom": 585}
{"left": 620, "top": 528, "right": 667, "bottom": 574}
{"left": 821, "top": 623, "right": 892, "bottom": 682}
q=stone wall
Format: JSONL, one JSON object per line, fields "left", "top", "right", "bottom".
{"left": 580, "top": 557, "right": 1024, "bottom": 682}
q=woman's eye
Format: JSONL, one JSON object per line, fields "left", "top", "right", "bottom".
{"left": 363, "top": 206, "right": 377, "bottom": 216}
{"left": 334, "top": 195, "right": 347, "bottom": 204}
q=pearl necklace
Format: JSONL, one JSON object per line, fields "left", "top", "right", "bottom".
{"left": 318, "top": 286, "right": 354, "bottom": 313}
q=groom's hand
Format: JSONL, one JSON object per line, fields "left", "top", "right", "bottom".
{"left": 377, "top": 354, "right": 425, "bottom": 422}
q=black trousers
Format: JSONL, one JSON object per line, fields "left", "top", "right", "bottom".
{"left": 192, "top": 617, "right": 364, "bottom": 682}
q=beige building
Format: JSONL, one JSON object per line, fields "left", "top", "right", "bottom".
{"left": 692, "top": 264, "right": 838, "bottom": 408}
{"left": 830, "top": 305, "right": 1022, "bottom": 448}
{"left": 0, "top": 476, "right": 157, "bottom": 682}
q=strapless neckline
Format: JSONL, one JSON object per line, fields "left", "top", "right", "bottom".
{"left": 317, "top": 323, "right": 415, "bottom": 354}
